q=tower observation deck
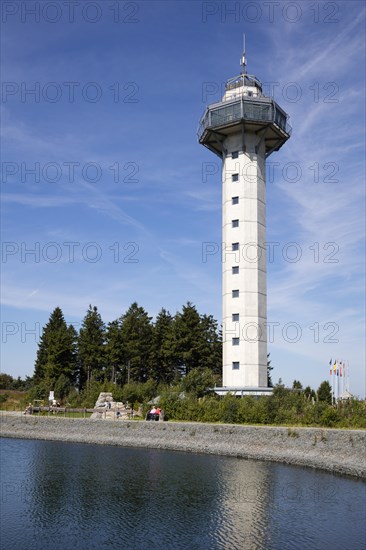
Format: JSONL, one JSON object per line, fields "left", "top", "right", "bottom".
{"left": 198, "top": 51, "right": 291, "bottom": 396}
{"left": 198, "top": 73, "right": 291, "bottom": 157}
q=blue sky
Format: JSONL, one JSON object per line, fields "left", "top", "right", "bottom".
{"left": 1, "top": 1, "right": 365, "bottom": 396}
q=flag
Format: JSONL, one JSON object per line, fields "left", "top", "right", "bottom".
{"left": 333, "top": 360, "right": 337, "bottom": 372}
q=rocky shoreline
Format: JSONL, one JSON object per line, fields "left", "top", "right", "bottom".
{"left": 1, "top": 414, "right": 365, "bottom": 479}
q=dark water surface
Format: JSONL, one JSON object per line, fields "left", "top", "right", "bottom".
{"left": 1, "top": 438, "right": 365, "bottom": 549}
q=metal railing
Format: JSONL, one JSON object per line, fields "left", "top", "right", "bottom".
{"left": 198, "top": 97, "right": 292, "bottom": 140}
{"left": 225, "top": 73, "right": 263, "bottom": 91}
{"left": 0, "top": 404, "right": 137, "bottom": 420}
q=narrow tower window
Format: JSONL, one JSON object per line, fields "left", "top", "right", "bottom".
{"left": 232, "top": 313, "right": 239, "bottom": 322}
{"left": 232, "top": 266, "right": 239, "bottom": 274}
{"left": 232, "top": 338, "right": 239, "bottom": 346}
{"left": 232, "top": 151, "right": 239, "bottom": 159}
{"left": 232, "top": 242, "right": 239, "bottom": 251}
{"left": 232, "top": 290, "right": 239, "bottom": 298}
{"left": 232, "top": 173, "right": 239, "bottom": 182}
{"left": 232, "top": 196, "right": 239, "bottom": 205}
{"left": 232, "top": 219, "right": 239, "bottom": 228}
{"left": 232, "top": 361, "right": 240, "bottom": 370}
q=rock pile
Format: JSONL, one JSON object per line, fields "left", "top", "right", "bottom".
{"left": 90, "top": 392, "right": 136, "bottom": 420}
{"left": 94, "top": 392, "right": 113, "bottom": 408}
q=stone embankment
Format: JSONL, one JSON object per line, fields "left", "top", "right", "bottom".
{"left": 1, "top": 414, "right": 365, "bottom": 479}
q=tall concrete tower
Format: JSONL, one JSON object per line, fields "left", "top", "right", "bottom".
{"left": 198, "top": 49, "right": 291, "bottom": 396}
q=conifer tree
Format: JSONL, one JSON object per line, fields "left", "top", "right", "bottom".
{"left": 199, "top": 314, "right": 222, "bottom": 375}
{"left": 173, "top": 302, "right": 205, "bottom": 375}
{"left": 105, "top": 319, "right": 125, "bottom": 384}
{"left": 120, "top": 302, "right": 153, "bottom": 382}
{"left": 267, "top": 353, "right": 274, "bottom": 387}
{"left": 78, "top": 305, "right": 106, "bottom": 389}
{"left": 317, "top": 380, "right": 332, "bottom": 404}
{"left": 33, "top": 307, "right": 78, "bottom": 386}
{"left": 150, "top": 308, "right": 178, "bottom": 384}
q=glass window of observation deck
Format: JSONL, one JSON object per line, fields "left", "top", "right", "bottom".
{"left": 275, "top": 109, "right": 286, "bottom": 129}
{"left": 211, "top": 102, "right": 241, "bottom": 126}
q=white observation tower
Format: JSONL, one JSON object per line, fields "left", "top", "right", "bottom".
{"left": 198, "top": 48, "right": 291, "bottom": 396}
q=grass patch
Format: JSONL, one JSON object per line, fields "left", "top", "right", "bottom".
{"left": 0, "top": 390, "right": 28, "bottom": 409}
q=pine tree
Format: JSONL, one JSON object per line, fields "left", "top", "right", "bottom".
{"left": 317, "top": 380, "right": 332, "bottom": 404}
{"left": 120, "top": 302, "right": 153, "bottom": 382}
{"left": 304, "top": 386, "right": 316, "bottom": 400}
{"left": 171, "top": 303, "right": 223, "bottom": 376}
{"left": 199, "top": 314, "right": 222, "bottom": 375}
{"left": 267, "top": 353, "right": 273, "bottom": 387}
{"left": 67, "top": 324, "right": 79, "bottom": 382}
{"left": 33, "top": 307, "right": 78, "bottom": 387}
{"left": 173, "top": 302, "right": 205, "bottom": 375}
{"left": 78, "top": 305, "right": 106, "bottom": 389}
{"left": 105, "top": 319, "right": 125, "bottom": 384}
{"left": 150, "top": 308, "right": 178, "bottom": 384}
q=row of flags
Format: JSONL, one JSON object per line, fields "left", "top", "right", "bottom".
{"left": 329, "top": 358, "right": 350, "bottom": 402}
{"left": 329, "top": 358, "right": 346, "bottom": 377}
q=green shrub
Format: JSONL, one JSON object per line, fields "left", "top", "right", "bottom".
{"left": 54, "top": 374, "right": 71, "bottom": 401}
{"left": 180, "top": 368, "right": 215, "bottom": 398}
{"left": 28, "top": 380, "right": 50, "bottom": 401}
{"left": 0, "top": 393, "right": 9, "bottom": 404}
{"left": 200, "top": 396, "right": 223, "bottom": 423}
{"left": 320, "top": 407, "right": 339, "bottom": 427}
{"left": 221, "top": 394, "right": 239, "bottom": 424}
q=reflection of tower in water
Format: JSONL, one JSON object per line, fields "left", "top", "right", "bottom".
{"left": 198, "top": 46, "right": 291, "bottom": 395}
{"left": 212, "top": 457, "right": 273, "bottom": 548}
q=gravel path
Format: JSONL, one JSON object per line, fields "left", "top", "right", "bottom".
{"left": 1, "top": 414, "right": 365, "bottom": 478}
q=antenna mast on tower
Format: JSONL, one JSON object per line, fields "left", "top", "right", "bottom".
{"left": 240, "top": 34, "right": 247, "bottom": 74}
